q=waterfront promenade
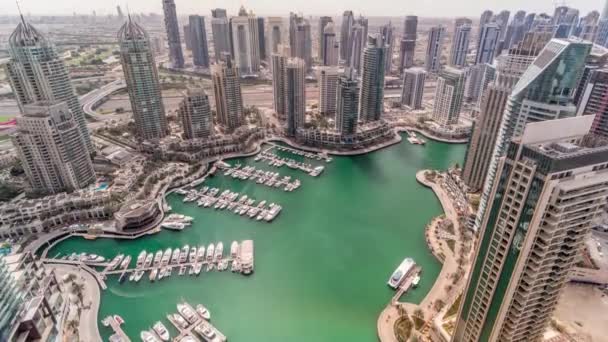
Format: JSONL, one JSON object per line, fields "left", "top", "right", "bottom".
{"left": 377, "top": 169, "right": 467, "bottom": 341}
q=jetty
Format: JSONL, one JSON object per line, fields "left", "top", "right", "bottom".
{"left": 102, "top": 315, "right": 131, "bottom": 342}
{"left": 216, "top": 163, "right": 302, "bottom": 192}
{"left": 267, "top": 143, "right": 333, "bottom": 162}
{"left": 391, "top": 266, "right": 422, "bottom": 304}
{"left": 167, "top": 304, "right": 227, "bottom": 342}
{"left": 255, "top": 148, "right": 325, "bottom": 177}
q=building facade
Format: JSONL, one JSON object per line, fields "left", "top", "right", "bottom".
{"left": 380, "top": 22, "right": 394, "bottom": 74}
{"left": 267, "top": 17, "right": 283, "bottom": 54}
{"left": 322, "top": 23, "right": 339, "bottom": 66}
{"left": 579, "top": 68, "right": 608, "bottom": 138}
{"left": 318, "top": 16, "right": 333, "bottom": 60}
{"left": 212, "top": 58, "right": 244, "bottom": 132}
{"left": 5, "top": 19, "right": 92, "bottom": 153}
{"left": 285, "top": 58, "right": 306, "bottom": 136}
{"left": 271, "top": 52, "right": 287, "bottom": 117}
{"left": 432, "top": 67, "right": 465, "bottom": 126}
{"left": 449, "top": 18, "right": 472, "bottom": 67}
{"left": 118, "top": 18, "right": 168, "bottom": 141}
{"left": 179, "top": 88, "right": 213, "bottom": 140}
{"left": 211, "top": 8, "right": 231, "bottom": 61}
{"left": 189, "top": 15, "right": 210, "bottom": 68}
{"left": 162, "top": 0, "right": 185, "bottom": 68}
{"left": 318, "top": 67, "right": 339, "bottom": 116}
{"left": 12, "top": 102, "right": 95, "bottom": 195}
{"left": 475, "top": 23, "right": 501, "bottom": 65}
{"left": 401, "top": 67, "right": 426, "bottom": 109}
{"left": 398, "top": 16, "right": 418, "bottom": 73}
{"left": 336, "top": 69, "right": 360, "bottom": 135}
{"left": 230, "top": 9, "right": 261, "bottom": 75}
{"left": 359, "top": 35, "right": 387, "bottom": 122}
{"left": 425, "top": 26, "right": 445, "bottom": 73}
{"left": 340, "top": 11, "right": 354, "bottom": 61}
{"left": 454, "top": 116, "right": 608, "bottom": 342}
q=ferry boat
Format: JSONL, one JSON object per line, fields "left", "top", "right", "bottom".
{"left": 196, "top": 246, "right": 205, "bottom": 262}
{"left": 177, "top": 302, "right": 198, "bottom": 324}
{"left": 240, "top": 240, "right": 254, "bottom": 275}
{"left": 161, "top": 248, "right": 172, "bottom": 266}
{"left": 230, "top": 241, "right": 239, "bottom": 258}
{"left": 153, "top": 321, "right": 170, "bottom": 341}
{"left": 141, "top": 330, "right": 160, "bottom": 342}
{"left": 189, "top": 247, "right": 197, "bottom": 263}
{"left": 153, "top": 251, "right": 163, "bottom": 267}
{"left": 180, "top": 245, "right": 190, "bottom": 263}
{"left": 214, "top": 242, "right": 223, "bottom": 262}
{"left": 136, "top": 251, "right": 147, "bottom": 268}
{"left": 206, "top": 244, "right": 215, "bottom": 261}
{"left": 387, "top": 258, "right": 415, "bottom": 289}
{"left": 171, "top": 248, "right": 180, "bottom": 265}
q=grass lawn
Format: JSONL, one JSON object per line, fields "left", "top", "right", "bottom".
{"left": 0, "top": 115, "right": 15, "bottom": 122}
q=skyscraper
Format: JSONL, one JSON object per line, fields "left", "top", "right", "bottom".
{"left": 380, "top": 22, "right": 394, "bottom": 73}
{"left": 495, "top": 10, "right": 511, "bottom": 42}
{"left": 576, "top": 11, "right": 600, "bottom": 42}
{"left": 432, "top": 66, "right": 465, "bottom": 125}
{"left": 230, "top": 7, "right": 261, "bottom": 75}
{"left": 189, "top": 15, "right": 210, "bottom": 68}
{"left": 318, "top": 16, "right": 333, "bottom": 60}
{"left": 294, "top": 18, "right": 312, "bottom": 70}
{"left": 271, "top": 52, "right": 287, "bottom": 117}
{"left": 340, "top": 11, "right": 354, "bottom": 61}
{"left": 318, "top": 67, "right": 339, "bottom": 116}
{"left": 5, "top": 18, "right": 92, "bottom": 152}
{"left": 183, "top": 24, "right": 192, "bottom": 50}
{"left": 178, "top": 88, "right": 213, "bottom": 140}
{"left": 285, "top": 58, "right": 306, "bottom": 136}
{"left": 463, "top": 63, "right": 496, "bottom": 106}
{"left": 336, "top": 69, "right": 360, "bottom": 135}
{"left": 162, "top": 0, "right": 184, "bottom": 68}
{"left": 474, "top": 38, "right": 591, "bottom": 231}
{"left": 116, "top": 5, "right": 124, "bottom": 20}
{"left": 578, "top": 69, "right": 608, "bottom": 138}
{"left": 449, "top": 18, "right": 472, "bottom": 67}
{"left": 454, "top": 115, "right": 608, "bottom": 342}
{"left": 398, "top": 16, "right": 418, "bottom": 73}
{"left": 322, "top": 22, "right": 339, "bottom": 66}
{"left": 502, "top": 10, "right": 527, "bottom": 51}
{"left": 479, "top": 10, "right": 494, "bottom": 28}
{"left": 424, "top": 25, "right": 445, "bottom": 73}
{"left": 401, "top": 67, "right": 426, "bottom": 109}
{"left": 257, "top": 17, "right": 266, "bottom": 60}
{"left": 212, "top": 57, "right": 244, "bottom": 131}
{"left": 475, "top": 23, "right": 500, "bottom": 64}
{"left": 359, "top": 35, "right": 386, "bottom": 122}
{"left": 267, "top": 17, "right": 283, "bottom": 54}
{"left": 211, "top": 8, "right": 231, "bottom": 61}
{"left": 553, "top": 6, "right": 580, "bottom": 38}
{"left": 118, "top": 17, "right": 168, "bottom": 141}
{"left": 347, "top": 23, "right": 365, "bottom": 71}
{"left": 12, "top": 102, "right": 95, "bottom": 195}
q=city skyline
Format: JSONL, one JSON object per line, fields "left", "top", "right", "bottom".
{"left": 3, "top": 0, "right": 601, "bottom": 18}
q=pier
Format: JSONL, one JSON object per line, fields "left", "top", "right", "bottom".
{"left": 102, "top": 315, "right": 131, "bottom": 342}
{"left": 391, "top": 266, "right": 422, "bottom": 304}
{"left": 267, "top": 142, "right": 333, "bottom": 163}
{"left": 255, "top": 147, "right": 325, "bottom": 177}
{"left": 217, "top": 163, "right": 302, "bottom": 192}
{"left": 167, "top": 311, "right": 227, "bottom": 342}
{"left": 102, "top": 258, "right": 236, "bottom": 276}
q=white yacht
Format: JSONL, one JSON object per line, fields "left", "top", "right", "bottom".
{"left": 189, "top": 247, "right": 197, "bottom": 263}
{"left": 171, "top": 313, "right": 188, "bottom": 329}
{"left": 214, "top": 242, "right": 223, "bottom": 262}
{"left": 161, "top": 222, "right": 186, "bottom": 230}
{"left": 153, "top": 251, "right": 163, "bottom": 267}
{"left": 143, "top": 253, "right": 153, "bottom": 268}
{"left": 120, "top": 255, "right": 132, "bottom": 269}
{"left": 161, "top": 248, "right": 172, "bottom": 266}
{"left": 206, "top": 244, "right": 215, "bottom": 261}
{"left": 387, "top": 258, "right": 415, "bottom": 289}
{"left": 240, "top": 240, "right": 254, "bottom": 275}
{"left": 149, "top": 268, "right": 158, "bottom": 282}
{"left": 180, "top": 245, "right": 190, "bottom": 263}
{"left": 177, "top": 302, "right": 198, "bottom": 324}
{"left": 171, "top": 248, "right": 180, "bottom": 265}
{"left": 194, "top": 323, "right": 215, "bottom": 340}
{"left": 230, "top": 241, "right": 239, "bottom": 258}
{"left": 152, "top": 321, "right": 170, "bottom": 341}
{"left": 136, "top": 251, "right": 147, "bottom": 268}
{"left": 196, "top": 246, "right": 205, "bottom": 262}
{"left": 107, "top": 254, "right": 124, "bottom": 271}
{"left": 140, "top": 330, "right": 160, "bottom": 342}
{"left": 264, "top": 204, "right": 282, "bottom": 222}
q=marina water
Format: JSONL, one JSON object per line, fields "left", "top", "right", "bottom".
{"left": 49, "top": 138, "right": 465, "bottom": 341}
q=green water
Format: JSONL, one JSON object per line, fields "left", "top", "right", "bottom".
{"left": 49, "top": 138, "right": 465, "bottom": 341}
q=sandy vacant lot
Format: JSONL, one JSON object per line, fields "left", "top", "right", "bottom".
{"left": 554, "top": 283, "right": 608, "bottom": 342}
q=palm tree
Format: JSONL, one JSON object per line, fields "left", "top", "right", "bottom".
{"left": 66, "top": 319, "right": 79, "bottom": 332}
{"left": 72, "top": 283, "right": 85, "bottom": 304}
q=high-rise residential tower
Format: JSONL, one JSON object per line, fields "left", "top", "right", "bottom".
{"left": 449, "top": 18, "right": 472, "bottom": 67}
{"left": 211, "top": 8, "right": 231, "bottom": 61}
{"left": 271, "top": 52, "right": 288, "bottom": 117}
{"left": 285, "top": 58, "right": 306, "bottom": 137}
{"left": 318, "top": 67, "right": 339, "bottom": 116}
{"left": 463, "top": 63, "right": 496, "bottom": 106}
{"left": 212, "top": 58, "right": 244, "bottom": 132}
{"left": 318, "top": 16, "right": 333, "bottom": 60}
{"left": 322, "top": 22, "right": 339, "bottom": 66}
{"left": 336, "top": 69, "right": 360, "bottom": 135}
{"left": 183, "top": 24, "right": 192, "bottom": 50}
{"left": 473, "top": 38, "right": 592, "bottom": 231}
{"left": 189, "top": 15, "right": 210, "bottom": 68}
{"left": 347, "top": 23, "right": 365, "bottom": 71}
{"left": 454, "top": 115, "right": 608, "bottom": 342}
{"left": 401, "top": 67, "right": 426, "bottom": 110}
{"left": 380, "top": 22, "right": 394, "bottom": 73}
{"left": 267, "top": 17, "right": 283, "bottom": 54}
{"left": 578, "top": 69, "right": 608, "bottom": 138}
{"left": 178, "top": 88, "right": 213, "bottom": 140}
{"left": 432, "top": 66, "right": 465, "bottom": 125}
{"left": 12, "top": 102, "right": 95, "bottom": 195}
{"left": 118, "top": 17, "right": 168, "bottom": 141}
{"left": 5, "top": 18, "right": 92, "bottom": 153}
{"left": 230, "top": 7, "right": 261, "bottom": 75}
{"left": 475, "top": 23, "right": 500, "bottom": 64}
{"left": 424, "top": 25, "right": 445, "bottom": 73}
{"left": 162, "top": 0, "right": 184, "bottom": 68}
{"left": 257, "top": 17, "right": 266, "bottom": 61}
{"left": 294, "top": 18, "right": 312, "bottom": 70}
{"left": 398, "top": 16, "right": 418, "bottom": 73}
{"left": 359, "top": 35, "right": 386, "bottom": 122}
{"left": 340, "top": 11, "right": 354, "bottom": 61}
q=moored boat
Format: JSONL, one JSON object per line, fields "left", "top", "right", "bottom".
{"left": 230, "top": 241, "right": 239, "bottom": 258}
{"left": 152, "top": 321, "right": 170, "bottom": 341}
{"left": 206, "top": 244, "right": 215, "bottom": 261}
{"left": 180, "top": 245, "right": 190, "bottom": 263}
{"left": 214, "top": 242, "right": 223, "bottom": 262}
{"left": 140, "top": 330, "right": 160, "bottom": 342}
{"left": 120, "top": 255, "right": 132, "bottom": 269}
{"left": 387, "top": 258, "right": 415, "bottom": 289}
{"left": 177, "top": 302, "right": 198, "bottom": 324}
{"left": 136, "top": 251, "right": 147, "bottom": 268}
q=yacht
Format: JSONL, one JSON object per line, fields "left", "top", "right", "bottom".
{"left": 194, "top": 323, "right": 215, "bottom": 340}
{"left": 387, "top": 258, "right": 415, "bottom": 289}
{"left": 179, "top": 265, "right": 187, "bottom": 275}
{"left": 120, "top": 255, "right": 132, "bottom": 269}
{"left": 153, "top": 251, "right": 163, "bottom": 267}
{"left": 196, "top": 246, "right": 205, "bottom": 262}
{"left": 189, "top": 247, "right": 197, "bottom": 263}
{"left": 231, "top": 260, "right": 241, "bottom": 273}
{"left": 133, "top": 270, "right": 144, "bottom": 282}
{"left": 194, "top": 263, "right": 203, "bottom": 275}
{"left": 171, "top": 313, "right": 188, "bottom": 329}
{"left": 264, "top": 204, "right": 282, "bottom": 222}
{"left": 240, "top": 240, "right": 254, "bottom": 275}
{"left": 206, "top": 244, "right": 215, "bottom": 261}
{"left": 161, "top": 222, "right": 186, "bottom": 230}
{"left": 171, "top": 248, "right": 180, "bottom": 265}
{"left": 136, "top": 251, "right": 147, "bottom": 268}
{"left": 161, "top": 248, "right": 172, "bottom": 266}
{"left": 107, "top": 254, "right": 124, "bottom": 271}
{"left": 230, "top": 241, "right": 239, "bottom": 258}
{"left": 157, "top": 267, "right": 166, "bottom": 281}
{"left": 140, "top": 330, "right": 160, "bottom": 342}
{"left": 177, "top": 302, "right": 198, "bottom": 324}
{"left": 214, "top": 242, "right": 223, "bottom": 262}
{"left": 180, "top": 245, "right": 190, "bottom": 263}
{"left": 149, "top": 268, "right": 158, "bottom": 282}
{"left": 152, "top": 321, "right": 170, "bottom": 341}
{"left": 143, "top": 253, "right": 153, "bottom": 268}
{"left": 412, "top": 275, "right": 421, "bottom": 288}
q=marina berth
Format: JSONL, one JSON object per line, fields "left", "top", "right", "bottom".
{"left": 153, "top": 251, "right": 163, "bottom": 267}
{"left": 136, "top": 251, "right": 147, "bottom": 268}
{"left": 153, "top": 321, "right": 170, "bottom": 341}
{"left": 180, "top": 245, "right": 190, "bottom": 263}
{"left": 141, "top": 330, "right": 161, "bottom": 342}
{"left": 240, "top": 240, "right": 254, "bottom": 275}
{"left": 196, "top": 304, "right": 211, "bottom": 320}
{"left": 177, "top": 302, "right": 198, "bottom": 324}
{"left": 387, "top": 258, "right": 416, "bottom": 289}
{"left": 171, "top": 248, "right": 180, "bottom": 265}
{"left": 214, "top": 242, "right": 223, "bottom": 262}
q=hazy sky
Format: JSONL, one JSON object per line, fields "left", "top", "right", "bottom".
{"left": 3, "top": 0, "right": 604, "bottom": 18}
